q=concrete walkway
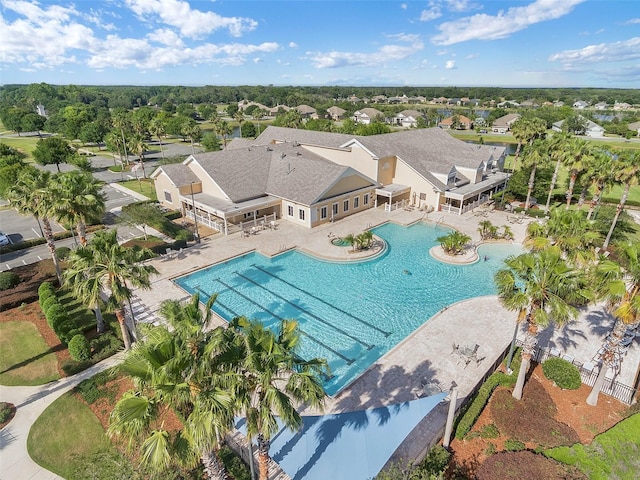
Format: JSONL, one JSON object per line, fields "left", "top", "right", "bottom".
{"left": 0, "top": 353, "right": 125, "bottom": 480}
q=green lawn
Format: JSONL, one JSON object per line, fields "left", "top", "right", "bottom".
{"left": 117, "top": 178, "right": 157, "bottom": 201}
{"left": 27, "top": 391, "right": 113, "bottom": 479}
{"left": 545, "top": 413, "right": 640, "bottom": 480}
{"left": 0, "top": 321, "right": 60, "bottom": 386}
{"left": 0, "top": 136, "right": 42, "bottom": 160}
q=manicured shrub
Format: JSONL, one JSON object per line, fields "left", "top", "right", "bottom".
{"left": 56, "top": 246, "right": 71, "bottom": 260}
{"left": 0, "top": 402, "right": 12, "bottom": 423}
{"left": 40, "top": 296, "right": 59, "bottom": 315}
{"left": 38, "top": 281, "right": 56, "bottom": 298}
{"left": 45, "top": 304, "right": 66, "bottom": 327}
{"left": 62, "top": 328, "right": 83, "bottom": 345}
{"left": 542, "top": 357, "right": 582, "bottom": 390}
{"left": 419, "top": 444, "right": 450, "bottom": 475}
{"left": 68, "top": 334, "right": 91, "bottom": 361}
{"left": 0, "top": 271, "right": 20, "bottom": 290}
{"left": 39, "top": 287, "right": 57, "bottom": 304}
{"left": 53, "top": 318, "right": 74, "bottom": 340}
{"left": 74, "top": 369, "right": 116, "bottom": 404}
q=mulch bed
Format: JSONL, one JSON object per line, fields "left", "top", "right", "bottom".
{"left": 0, "top": 259, "right": 58, "bottom": 311}
{"left": 0, "top": 403, "right": 16, "bottom": 430}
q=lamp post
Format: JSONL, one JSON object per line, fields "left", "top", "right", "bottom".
{"left": 190, "top": 182, "right": 200, "bottom": 243}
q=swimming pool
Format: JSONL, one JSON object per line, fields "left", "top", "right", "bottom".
{"left": 175, "top": 222, "right": 522, "bottom": 395}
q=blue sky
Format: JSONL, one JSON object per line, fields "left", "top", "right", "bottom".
{"left": 1, "top": 0, "right": 639, "bottom": 87}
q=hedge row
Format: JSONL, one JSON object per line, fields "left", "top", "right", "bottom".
{"left": 454, "top": 348, "right": 522, "bottom": 440}
{"left": 0, "top": 225, "right": 105, "bottom": 255}
{"left": 38, "top": 281, "right": 85, "bottom": 348}
{"left": 542, "top": 357, "right": 582, "bottom": 390}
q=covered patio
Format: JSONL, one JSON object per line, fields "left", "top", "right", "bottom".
{"left": 375, "top": 184, "right": 412, "bottom": 211}
{"left": 440, "top": 172, "right": 509, "bottom": 214}
{"left": 181, "top": 192, "right": 281, "bottom": 236}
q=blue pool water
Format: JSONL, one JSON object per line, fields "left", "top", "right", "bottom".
{"left": 175, "top": 222, "right": 522, "bottom": 395}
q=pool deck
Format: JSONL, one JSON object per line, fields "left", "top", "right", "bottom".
{"left": 131, "top": 206, "right": 640, "bottom": 470}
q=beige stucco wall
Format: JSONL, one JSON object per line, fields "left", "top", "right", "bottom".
{"left": 457, "top": 165, "right": 484, "bottom": 184}
{"left": 392, "top": 161, "right": 439, "bottom": 209}
{"left": 321, "top": 174, "right": 373, "bottom": 200}
{"left": 154, "top": 174, "right": 181, "bottom": 209}
{"left": 310, "top": 187, "right": 375, "bottom": 228}
{"left": 377, "top": 155, "right": 397, "bottom": 186}
{"left": 282, "top": 200, "right": 312, "bottom": 228}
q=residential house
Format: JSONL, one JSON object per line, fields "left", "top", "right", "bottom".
{"left": 627, "top": 121, "right": 640, "bottom": 137}
{"left": 438, "top": 115, "right": 473, "bottom": 130}
{"left": 409, "top": 96, "right": 427, "bottom": 104}
{"left": 573, "top": 100, "right": 589, "bottom": 109}
{"left": 492, "top": 113, "right": 521, "bottom": 134}
{"left": 392, "top": 110, "right": 424, "bottom": 128}
{"left": 327, "top": 106, "right": 346, "bottom": 121}
{"left": 353, "top": 108, "right": 384, "bottom": 125}
{"left": 551, "top": 116, "right": 605, "bottom": 138}
{"left": 497, "top": 100, "right": 520, "bottom": 108}
{"left": 152, "top": 126, "right": 508, "bottom": 233}
{"left": 295, "top": 105, "right": 317, "bottom": 118}
{"left": 238, "top": 101, "right": 270, "bottom": 112}
{"left": 614, "top": 102, "right": 632, "bottom": 110}
{"left": 371, "top": 95, "right": 387, "bottom": 103}
{"left": 594, "top": 102, "right": 608, "bottom": 110}
{"left": 36, "top": 104, "right": 47, "bottom": 117}
{"left": 269, "top": 105, "right": 290, "bottom": 115}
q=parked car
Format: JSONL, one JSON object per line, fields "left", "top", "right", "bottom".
{"left": 0, "top": 232, "right": 10, "bottom": 246}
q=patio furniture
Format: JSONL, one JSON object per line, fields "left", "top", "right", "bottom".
{"left": 456, "top": 344, "right": 479, "bottom": 368}
{"left": 270, "top": 220, "right": 277, "bottom": 230}
{"left": 418, "top": 379, "right": 442, "bottom": 398}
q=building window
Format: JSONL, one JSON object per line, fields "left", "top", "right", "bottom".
{"left": 320, "top": 206, "right": 327, "bottom": 219}
{"left": 288, "top": 205, "right": 294, "bottom": 216}
{"left": 243, "top": 212, "right": 254, "bottom": 219}
{"left": 343, "top": 199, "right": 349, "bottom": 212}
{"left": 299, "top": 209, "right": 305, "bottom": 220}
{"left": 354, "top": 196, "right": 360, "bottom": 209}
{"left": 363, "top": 193, "right": 370, "bottom": 205}
{"left": 332, "top": 203, "right": 339, "bottom": 215}
{"left": 164, "top": 191, "right": 172, "bottom": 202}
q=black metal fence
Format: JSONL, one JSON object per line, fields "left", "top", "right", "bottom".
{"left": 516, "top": 340, "right": 638, "bottom": 405}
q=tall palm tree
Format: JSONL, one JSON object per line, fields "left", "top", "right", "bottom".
{"left": 105, "top": 130, "right": 125, "bottom": 168}
{"left": 213, "top": 119, "right": 233, "bottom": 149}
{"left": 585, "top": 148, "right": 615, "bottom": 220}
{"left": 544, "top": 132, "right": 572, "bottom": 211}
{"left": 224, "top": 317, "right": 328, "bottom": 480}
{"left": 149, "top": 118, "right": 166, "bottom": 161}
{"left": 76, "top": 229, "right": 157, "bottom": 349}
{"left": 64, "top": 258, "right": 107, "bottom": 333}
{"left": 521, "top": 138, "right": 549, "bottom": 210}
{"left": 525, "top": 209, "right": 601, "bottom": 266}
{"left": 563, "top": 138, "right": 592, "bottom": 209}
{"left": 128, "top": 133, "right": 147, "bottom": 178}
{"left": 109, "top": 317, "right": 235, "bottom": 479}
{"left": 494, "top": 248, "right": 589, "bottom": 399}
{"left": 587, "top": 243, "right": 640, "bottom": 405}
{"left": 112, "top": 110, "right": 131, "bottom": 166}
{"left": 510, "top": 117, "right": 547, "bottom": 171}
{"left": 52, "top": 171, "right": 106, "bottom": 246}
{"left": 603, "top": 150, "right": 640, "bottom": 248}
{"left": 6, "top": 168, "right": 63, "bottom": 285}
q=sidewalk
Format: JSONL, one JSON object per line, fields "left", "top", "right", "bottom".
{"left": 0, "top": 353, "right": 125, "bottom": 480}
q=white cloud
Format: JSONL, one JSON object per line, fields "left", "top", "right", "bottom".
{"left": 147, "top": 28, "right": 185, "bottom": 47}
{"left": 626, "top": 18, "right": 640, "bottom": 24}
{"left": 124, "top": 0, "right": 257, "bottom": 38}
{"left": 549, "top": 37, "right": 640, "bottom": 65}
{"left": 401, "top": 3, "right": 407, "bottom": 10}
{"left": 289, "top": 42, "right": 298, "bottom": 48}
{"left": 445, "top": 60, "right": 456, "bottom": 69}
{"left": 465, "top": 53, "right": 479, "bottom": 59}
{"left": 253, "top": 57, "right": 263, "bottom": 63}
{"left": 420, "top": 6, "right": 442, "bottom": 22}
{"left": 308, "top": 39, "right": 424, "bottom": 68}
{"left": 431, "top": 0, "right": 585, "bottom": 45}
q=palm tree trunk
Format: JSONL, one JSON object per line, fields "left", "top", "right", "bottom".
{"left": 257, "top": 433, "right": 270, "bottom": 480}
{"left": 158, "top": 135, "right": 165, "bottom": 160}
{"left": 115, "top": 307, "right": 132, "bottom": 349}
{"left": 566, "top": 171, "right": 577, "bottom": 209}
{"left": 201, "top": 448, "right": 229, "bottom": 480}
{"left": 603, "top": 183, "right": 630, "bottom": 248}
{"left": 41, "top": 216, "right": 63, "bottom": 286}
{"left": 577, "top": 180, "right": 589, "bottom": 209}
{"left": 77, "top": 221, "right": 88, "bottom": 246}
{"left": 95, "top": 304, "right": 105, "bottom": 333}
{"left": 586, "top": 184, "right": 603, "bottom": 220}
{"left": 545, "top": 158, "right": 562, "bottom": 211}
{"left": 513, "top": 322, "right": 537, "bottom": 400}
{"left": 587, "top": 319, "right": 628, "bottom": 406}
{"left": 524, "top": 164, "right": 537, "bottom": 210}
{"left": 586, "top": 363, "right": 608, "bottom": 406}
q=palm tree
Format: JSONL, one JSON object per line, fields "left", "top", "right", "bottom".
{"left": 436, "top": 231, "right": 472, "bottom": 255}
{"left": 6, "top": 168, "right": 63, "bottom": 285}
{"left": 52, "top": 171, "right": 106, "bottom": 246}
{"left": 603, "top": 150, "right": 640, "bottom": 248}
{"left": 112, "top": 110, "right": 131, "bottom": 166}
{"left": 494, "top": 248, "right": 589, "bottom": 399}
{"left": 64, "top": 257, "right": 107, "bottom": 333}
{"left": 128, "top": 133, "right": 147, "bottom": 178}
{"left": 76, "top": 229, "right": 157, "bottom": 349}
{"left": 525, "top": 209, "right": 601, "bottom": 266}
{"left": 149, "top": 118, "right": 166, "bottom": 161}
{"left": 213, "top": 119, "right": 233, "bottom": 149}
{"left": 109, "top": 297, "right": 235, "bottom": 479}
{"left": 586, "top": 148, "right": 615, "bottom": 220}
{"left": 510, "top": 117, "right": 547, "bottom": 171}
{"left": 587, "top": 243, "right": 640, "bottom": 405}
{"left": 522, "top": 138, "right": 549, "bottom": 210}
{"left": 224, "top": 317, "right": 328, "bottom": 480}
{"left": 544, "top": 132, "right": 572, "bottom": 211}
{"left": 563, "top": 138, "right": 592, "bottom": 209}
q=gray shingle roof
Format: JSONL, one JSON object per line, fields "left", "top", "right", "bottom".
{"left": 254, "top": 126, "right": 354, "bottom": 148}
{"left": 150, "top": 163, "right": 200, "bottom": 187}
